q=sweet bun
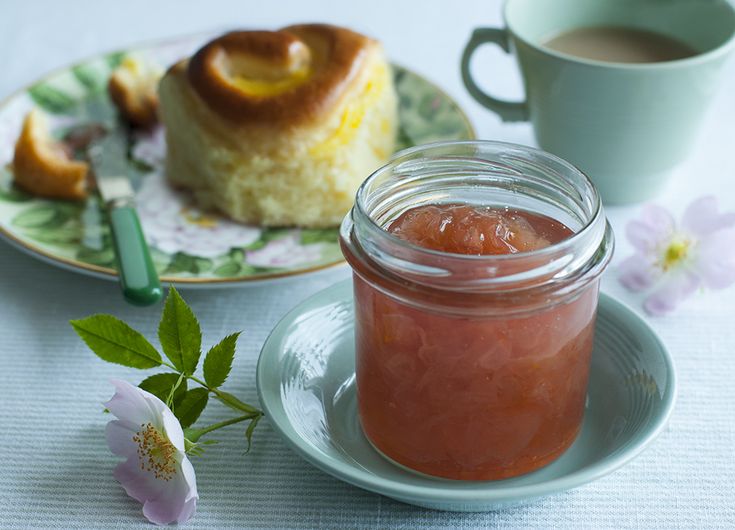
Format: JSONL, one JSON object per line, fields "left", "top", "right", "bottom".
{"left": 158, "top": 24, "right": 397, "bottom": 227}
{"left": 13, "top": 109, "right": 89, "bottom": 200}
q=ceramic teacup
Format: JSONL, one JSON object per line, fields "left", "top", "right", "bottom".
{"left": 461, "top": 0, "right": 735, "bottom": 204}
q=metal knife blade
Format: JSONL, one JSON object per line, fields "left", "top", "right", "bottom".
{"left": 87, "top": 127, "right": 135, "bottom": 204}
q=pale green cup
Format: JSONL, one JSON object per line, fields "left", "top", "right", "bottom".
{"left": 461, "top": 0, "right": 735, "bottom": 204}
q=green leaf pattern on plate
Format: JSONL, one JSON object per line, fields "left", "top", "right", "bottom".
{"left": 0, "top": 37, "right": 474, "bottom": 282}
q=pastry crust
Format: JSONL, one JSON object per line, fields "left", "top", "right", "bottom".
{"left": 12, "top": 109, "right": 88, "bottom": 200}
{"left": 108, "top": 57, "right": 161, "bottom": 128}
{"left": 187, "top": 24, "right": 374, "bottom": 126}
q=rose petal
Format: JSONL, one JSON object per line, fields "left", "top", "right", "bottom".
{"left": 105, "top": 380, "right": 157, "bottom": 426}
{"left": 113, "top": 458, "right": 167, "bottom": 505}
{"left": 681, "top": 196, "right": 735, "bottom": 237}
{"left": 141, "top": 457, "right": 198, "bottom": 525}
{"left": 643, "top": 269, "right": 701, "bottom": 316}
{"left": 176, "top": 498, "right": 198, "bottom": 525}
{"left": 106, "top": 381, "right": 197, "bottom": 526}
{"left": 694, "top": 227, "right": 735, "bottom": 289}
{"left": 626, "top": 205, "right": 675, "bottom": 254}
{"left": 159, "top": 407, "right": 186, "bottom": 453}
{"left": 105, "top": 420, "right": 140, "bottom": 459}
{"left": 618, "top": 254, "right": 662, "bottom": 292}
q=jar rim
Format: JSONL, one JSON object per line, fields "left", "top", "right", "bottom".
{"left": 342, "top": 140, "right": 614, "bottom": 314}
{"left": 354, "top": 140, "right": 603, "bottom": 264}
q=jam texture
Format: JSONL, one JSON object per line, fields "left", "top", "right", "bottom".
{"left": 354, "top": 204, "right": 598, "bottom": 480}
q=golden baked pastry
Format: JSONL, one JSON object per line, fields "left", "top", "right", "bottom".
{"left": 108, "top": 56, "right": 162, "bottom": 128}
{"left": 158, "top": 24, "right": 397, "bottom": 227}
{"left": 13, "top": 109, "right": 89, "bottom": 200}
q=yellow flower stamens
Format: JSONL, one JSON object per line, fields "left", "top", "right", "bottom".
{"left": 132, "top": 422, "right": 177, "bottom": 481}
{"left": 661, "top": 238, "right": 690, "bottom": 271}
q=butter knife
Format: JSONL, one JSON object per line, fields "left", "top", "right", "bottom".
{"left": 87, "top": 129, "right": 162, "bottom": 306}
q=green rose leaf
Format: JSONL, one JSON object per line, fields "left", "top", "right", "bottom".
{"left": 76, "top": 246, "right": 115, "bottom": 267}
{"left": 261, "top": 228, "right": 291, "bottom": 242}
{"left": 213, "top": 261, "right": 241, "bottom": 277}
{"left": 28, "top": 83, "right": 77, "bottom": 114}
{"left": 158, "top": 286, "right": 202, "bottom": 375}
{"left": 215, "top": 390, "right": 260, "bottom": 415}
{"left": 175, "top": 388, "right": 209, "bottom": 428}
{"left": 12, "top": 205, "right": 64, "bottom": 229}
{"left": 228, "top": 248, "right": 245, "bottom": 261}
{"left": 165, "top": 253, "right": 197, "bottom": 274}
{"left": 106, "top": 51, "right": 126, "bottom": 69}
{"left": 193, "top": 258, "right": 213, "bottom": 273}
{"left": 70, "top": 315, "right": 161, "bottom": 369}
{"left": 203, "top": 332, "right": 241, "bottom": 389}
{"left": 300, "top": 228, "right": 338, "bottom": 245}
{"left": 0, "top": 183, "right": 31, "bottom": 203}
{"left": 242, "top": 239, "right": 266, "bottom": 251}
{"left": 395, "top": 124, "right": 414, "bottom": 151}
{"left": 72, "top": 63, "right": 107, "bottom": 93}
{"left": 139, "top": 373, "right": 187, "bottom": 406}
{"left": 25, "top": 224, "right": 81, "bottom": 245}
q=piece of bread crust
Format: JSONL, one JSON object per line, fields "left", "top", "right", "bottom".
{"left": 13, "top": 109, "right": 88, "bottom": 200}
{"left": 108, "top": 57, "right": 161, "bottom": 128}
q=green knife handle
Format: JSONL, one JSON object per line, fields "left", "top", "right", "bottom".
{"left": 108, "top": 205, "right": 162, "bottom": 306}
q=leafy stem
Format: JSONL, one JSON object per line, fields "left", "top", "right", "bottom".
{"left": 71, "top": 285, "right": 264, "bottom": 454}
{"left": 158, "top": 360, "right": 260, "bottom": 415}
{"left": 185, "top": 413, "right": 261, "bottom": 444}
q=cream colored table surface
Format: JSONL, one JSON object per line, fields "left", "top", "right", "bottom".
{"left": 1, "top": 1, "right": 734, "bottom": 528}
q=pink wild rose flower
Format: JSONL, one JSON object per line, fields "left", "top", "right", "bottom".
{"left": 105, "top": 380, "right": 198, "bottom": 525}
{"left": 619, "top": 196, "right": 735, "bottom": 315}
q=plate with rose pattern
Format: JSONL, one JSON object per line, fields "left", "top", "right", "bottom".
{"left": 0, "top": 33, "right": 475, "bottom": 286}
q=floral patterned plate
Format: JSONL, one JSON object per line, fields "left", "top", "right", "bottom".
{"left": 0, "top": 34, "right": 475, "bottom": 286}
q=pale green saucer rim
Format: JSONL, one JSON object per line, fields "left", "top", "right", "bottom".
{"left": 257, "top": 279, "right": 677, "bottom": 504}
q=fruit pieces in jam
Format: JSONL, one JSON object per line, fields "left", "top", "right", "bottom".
{"left": 354, "top": 203, "right": 598, "bottom": 480}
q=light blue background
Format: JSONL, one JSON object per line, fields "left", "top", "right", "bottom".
{"left": 1, "top": 0, "right": 734, "bottom": 528}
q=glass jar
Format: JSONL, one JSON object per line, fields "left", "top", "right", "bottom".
{"left": 340, "top": 141, "right": 614, "bottom": 481}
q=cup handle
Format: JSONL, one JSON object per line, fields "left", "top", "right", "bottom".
{"left": 461, "top": 28, "right": 528, "bottom": 122}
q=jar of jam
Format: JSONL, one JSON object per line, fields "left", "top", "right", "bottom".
{"left": 340, "top": 141, "right": 613, "bottom": 481}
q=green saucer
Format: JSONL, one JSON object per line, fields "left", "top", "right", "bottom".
{"left": 257, "top": 280, "right": 676, "bottom": 511}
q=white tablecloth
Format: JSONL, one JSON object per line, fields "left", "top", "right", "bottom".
{"left": 1, "top": 1, "right": 734, "bottom": 528}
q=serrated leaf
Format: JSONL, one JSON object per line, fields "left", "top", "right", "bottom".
{"left": 76, "top": 246, "right": 115, "bottom": 267}
{"left": 70, "top": 315, "right": 161, "bottom": 369}
{"left": 139, "top": 373, "right": 187, "bottom": 405}
{"left": 203, "top": 333, "right": 240, "bottom": 388}
{"left": 158, "top": 287, "right": 202, "bottom": 374}
{"left": 107, "top": 51, "right": 126, "bottom": 69}
{"left": 215, "top": 390, "right": 260, "bottom": 414}
{"left": 28, "top": 83, "right": 77, "bottom": 114}
{"left": 261, "top": 228, "right": 291, "bottom": 242}
{"left": 213, "top": 261, "right": 241, "bottom": 277}
{"left": 175, "top": 388, "right": 209, "bottom": 428}
{"left": 243, "top": 239, "right": 266, "bottom": 251}
{"left": 0, "top": 184, "right": 31, "bottom": 202}
{"left": 12, "top": 205, "right": 65, "bottom": 229}
{"left": 165, "top": 253, "right": 197, "bottom": 274}
{"left": 193, "top": 258, "right": 212, "bottom": 273}
{"left": 71, "top": 62, "right": 107, "bottom": 93}
{"left": 300, "top": 228, "right": 338, "bottom": 245}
